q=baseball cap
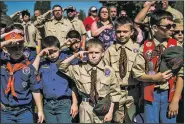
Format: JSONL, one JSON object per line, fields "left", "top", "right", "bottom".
{"left": 90, "top": 6, "right": 97, "bottom": 11}
{"left": 65, "top": 5, "right": 76, "bottom": 11}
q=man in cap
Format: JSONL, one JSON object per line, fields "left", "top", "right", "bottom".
{"left": 65, "top": 5, "right": 86, "bottom": 50}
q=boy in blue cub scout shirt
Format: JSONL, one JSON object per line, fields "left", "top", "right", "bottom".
{"left": 0, "top": 24, "right": 44, "bottom": 123}
{"left": 32, "top": 36, "right": 78, "bottom": 123}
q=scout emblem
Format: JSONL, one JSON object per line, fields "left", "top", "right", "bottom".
{"left": 22, "top": 81, "right": 28, "bottom": 88}
{"left": 22, "top": 66, "right": 30, "bottom": 75}
{"left": 24, "top": 50, "right": 30, "bottom": 58}
{"left": 133, "top": 48, "right": 138, "bottom": 53}
{"left": 146, "top": 42, "right": 152, "bottom": 47}
{"left": 104, "top": 68, "right": 111, "bottom": 77}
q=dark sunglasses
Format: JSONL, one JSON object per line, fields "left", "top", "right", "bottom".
{"left": 174, "top": 30, "right": 184, "bottom": 34}
{"left": 157, "top": 24, "right": 176, "bottom": 30}
{"left": 91, "top": 10, "right": 97, "bottom": 13}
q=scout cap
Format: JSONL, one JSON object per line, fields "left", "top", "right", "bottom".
{"left": 159, "top": 46, "right": 183, "bottom": 75}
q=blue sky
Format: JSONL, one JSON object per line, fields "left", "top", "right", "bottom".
{"left": 5, "top": 1, "right": 102, "bottom": 17}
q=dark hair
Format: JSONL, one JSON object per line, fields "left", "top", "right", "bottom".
{"left": 41, "top": 36, "right": 60, "bottom": 49}
{"left": 52, "top": 5, "right": 62, "bottom": 10}
{"left": 21, "top": 10, "right": 30, "bottom": 17}
{"left": 85, "top": 38, "right": 104, "bottom": 51}
{"left": 114, "top": 16, "right": 134, "bottom": 30}
{"left": 150, "top": 9, "right": 173, "bottom": 26}
{"left": 66, "top": 30, "right": 81, "bottom": 40}
{"left": 5, "top": 23, "right": 24, "bottom": 33}
{"left": 98, "top": 6, "right": 112, "bottom": 23}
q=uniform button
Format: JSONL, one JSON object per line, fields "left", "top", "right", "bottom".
{"left": 53, "top": 89, "right": 55, "bottom": 91}
{"left": 53, "top": 79, "right": 55, "bottom": 81}
{"left": 10, "top": 100, "right": 13, "bottom": 103}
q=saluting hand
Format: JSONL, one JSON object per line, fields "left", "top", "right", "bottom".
{"left": 75, "top": 51, "right": 89, "bottom": 59}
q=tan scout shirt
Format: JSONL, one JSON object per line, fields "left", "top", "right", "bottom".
{"left": 67, "top": 18, "right": 86, "bottom": 36}
{"left": 132, "top": 38, "right": 183, "bottom": 90}
{"left": 104, "top": 39, "right": 140, "bottom": 86}
{"left": 36, "top": 17, "right": 72, "bottom": 47}
{"left": 58, "top": 60, "right": 121, "bottom": 103}
{"left": 22, "top": 21, "right": 41, "bottom": 48}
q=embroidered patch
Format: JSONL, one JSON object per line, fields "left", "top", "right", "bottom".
{"left": 133, "top": 48, "right": 138, "bottom": 53}
{"left": 23, "top": 50, "right": 30, "bottom": 58}
{"left": 146, "top": 42, "right": 152, "bottom": 47}
{"left": 104, "top": 68, "right": 111, "bottom": 77}
{"left": 145, "top": 50, "right": 153, "bottom": 60}
{"left": 22, "top": 67, "right": 30, "bottom": 75}
{"left": 22, "top": 81, "right": 28, "bottom": 88}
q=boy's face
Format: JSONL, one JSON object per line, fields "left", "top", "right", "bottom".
{"left": 116, "top": 24, "right": 133, "bottom": 44}
{"left": 154, "top": 18, "right": 174, "bottom": 39}
{"left": 46, "top": 46, "right": 60, "bottom": 61}
{"left": 87, "top": 45, "right": 104, "bottom": 65}
{"left": 173, "top": 24, "right": 184, "bottom": 43}
{"left": 71, "top": 42, "right": 81, "bottom": 52}
{"left": 5, "top": 42, "right": 24, "bottom": 60}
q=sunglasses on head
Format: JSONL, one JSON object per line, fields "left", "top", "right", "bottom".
{"left": 157, "top": 24, "right": 176, "bottom": 30}
{"left": 174, "top": 30, "right": 184, "bottom": 34}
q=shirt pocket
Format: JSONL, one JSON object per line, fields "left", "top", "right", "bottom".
{"left": 99, "top": 80, "right": 110, "bottom": 96}
{"left": 110, "top": 55, "right": 119, "bottom": 71}
{"left": 128, "top": 54, "right": 137, "bottom": 72}
{"left": 47, "top": 28, "right": 56, "bottom": 36}
{"left": 77, "top": 73, "right": 91, "bottom": 93}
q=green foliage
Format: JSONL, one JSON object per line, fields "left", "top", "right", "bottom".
{"left": 78, "top": 9, "right": 86, "bottom": 21}
{"left": 0, "top": 1, "right": 7, "bottom": 14}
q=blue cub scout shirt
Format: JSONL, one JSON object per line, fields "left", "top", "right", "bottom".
{"left": 0, "top": 59, "right": 41, "bottom": 107}
{"left": 39, "top": 53, "right": 76, "bottom": 100}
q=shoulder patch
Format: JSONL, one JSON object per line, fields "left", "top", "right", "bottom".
{"left": 104, "top": 68, "right": 111, "bottom": 77}
{"left": 133, "top": 48, "right": 139, "bottom": 53}
{"left": 22, "top": 66, "right": 30, "bottom": 75}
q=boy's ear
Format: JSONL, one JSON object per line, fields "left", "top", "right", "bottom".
{"left": 152, "top": 25, "right": 158, "bottom": 32}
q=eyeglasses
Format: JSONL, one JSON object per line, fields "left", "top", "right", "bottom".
{"left": 174, "top": 30, "right": 184, "bottom": 34}
{"left": 157, "top": 24, "right": 176, "bottom": 30}
{"left": 116, "top": 30, "right": 129, "bottom": 34}
{"left": 91, "top": 10, "right": 97, "bottom": 13}
{"left": 101, "top": 11, "right": 108, "bottom": 14}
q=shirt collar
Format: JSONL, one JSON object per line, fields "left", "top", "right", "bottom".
{"left": 86, "top": 60, "right": 105, "bottom": 72}
{"left": 23, "top": 21, "right": 31, "bottom": 25}
{"left": 53, "top": 18, "right": 64, "bottom": 24}
{"left": 115, "top": 39, "right": 134, "bottom": 51}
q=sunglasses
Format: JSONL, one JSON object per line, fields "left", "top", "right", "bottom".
{"left": 157, "top": 24, "right": 176, "bottom": 30}
{"left": 91, "top": 10, "right": 97, "bottom": 13}
{"left": 174, "top": 30, "right": 184, "bottom": 34}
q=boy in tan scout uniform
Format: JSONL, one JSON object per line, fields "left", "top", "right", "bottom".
{"left": 104, "top": 16, "right": 140, "bottom": 123}
{"left": 58, "top": 38, "right": 121, "bottom": 123}
{"left": 132, "top": 10, "right": 183, "bottom": 123}
{"left": 173, "top": 19, "right": 184, "bottom": 47}
{"left": 35, "top": 5, "right": 72, "bottom": 49}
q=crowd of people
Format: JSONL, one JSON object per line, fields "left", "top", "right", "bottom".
{"left": 0, "top": 0, "right": 184, "bottom": 123}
